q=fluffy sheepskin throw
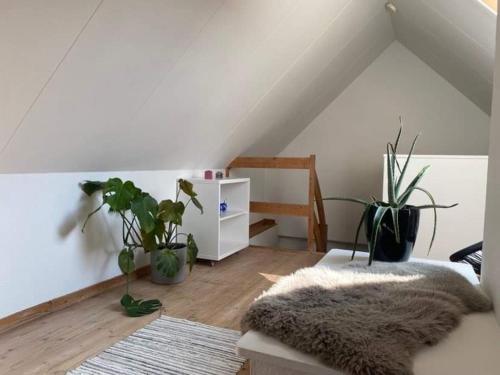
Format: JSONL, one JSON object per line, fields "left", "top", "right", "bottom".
{"left": 241, "top": 261, "right": 492, "bottom": 375}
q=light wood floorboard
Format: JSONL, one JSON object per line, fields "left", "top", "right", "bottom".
{"left": 0, "top": 246, "right": 323, "bottom": 375}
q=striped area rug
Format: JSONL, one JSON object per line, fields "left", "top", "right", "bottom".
{"left": 67, "top": 315, "right": 245, "bottom": 375}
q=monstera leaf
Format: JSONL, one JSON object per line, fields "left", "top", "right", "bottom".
{"left": 120, "top": 294, "right": 162, "bottom": 317}
{"left": 157, "top": 200, "right": 185, "bottom": 225}
{"left": 141, "top": 230, "right": 158, "bottom": 252}
{"left": 178, "top": 179, "right": 203, "bottom": 213}
{"left": 80, "top": 180, "right": 105, "bottom": 196}
{"left": 187, "top": 234, "right": 198, "bottom": 272}
{"left": 156, "top": 249, "right": 180, "bottom": 277}
{"left": 191, "top": 196, "right": 203, "bottom": 214}
{"left": 118, "top": 248, "right": 135, "bottom": 274}
{"left": 178, "top": 179, "right": 197, "bottom": 197}
{"left": 103, "top": 178, "right": 141, "bottom": 211}
{"left": 131, "top": 193, "right": 158, "bottom": 234}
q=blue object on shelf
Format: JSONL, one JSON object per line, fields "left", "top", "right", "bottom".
{"left": 220, "top": 201, "right": 228, "bottom": 213}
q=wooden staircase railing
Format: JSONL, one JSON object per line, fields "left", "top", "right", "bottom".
{"left": 226, "top": 155, "right": 327, "bottom": 252}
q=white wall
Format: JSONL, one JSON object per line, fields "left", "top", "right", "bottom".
{"left": 268, "top": 41, "right": 490, "bottom": 244}
{"left": 0, "top": 169, "right": 195, "bottom": 318}
{"left": 481, "top": 8, "right": 500, "bottom": 324}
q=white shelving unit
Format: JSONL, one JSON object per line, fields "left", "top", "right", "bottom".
{"left": 182, "top": 177, "right": 250, "bottom": 262}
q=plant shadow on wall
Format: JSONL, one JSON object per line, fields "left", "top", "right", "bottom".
{"left": 324, "top": 117, "right": 458, "bottom": 265}
{"left": 80, "top": 178, "right": 203, "bottom": 317}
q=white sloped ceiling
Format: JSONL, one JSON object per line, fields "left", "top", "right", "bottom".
{"left": 0, "top": 0, "right": 495, "bottom": 173}
{"left": 390, "top": 0, "right": 496, "bottom": 114}
{"left": 0, "top": 0, "right": 101, "bottom": 157}
{"left": 0, "top": 0, "right": 394, "bottom": 172}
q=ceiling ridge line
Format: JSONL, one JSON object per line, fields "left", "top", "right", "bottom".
{"left": 253, "top": 10, "right": 393, "bottom": 158}
{"left": 417, "top": 0, "right": 494, "bottom": 63}
{"left": 273, "top": 22, "right": 394, "bottom": 157}
{"left": 0, "top": 0, "right": 105, "bottom": 159}
{"left": 395, "top": 10, "right": 493, "bottom": 86}
{"left": 203, "top": 0, "right": 386, "bottom": 165}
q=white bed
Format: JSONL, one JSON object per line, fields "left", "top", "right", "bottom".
{"left": 237, "top": 249, "right": 500, "bottom": 375}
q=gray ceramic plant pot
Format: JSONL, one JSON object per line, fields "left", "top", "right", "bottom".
{"left": 150, "top": 244, "right": 188, "bottom": 285}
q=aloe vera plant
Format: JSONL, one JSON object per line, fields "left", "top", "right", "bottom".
{"left": 80, "top": 178, "right": 203, "bottom": 316}
{"left": 324, "top": 117, "right": 457, "bottom": 265}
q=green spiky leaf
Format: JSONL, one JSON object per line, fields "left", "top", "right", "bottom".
{"left": 323, "top": 197, "right": 370, "bottom": 205}
{"left": 394, "top": 118, "right": 402, "bottom": 153}
{"left": 395, "top": 133, "right": 420, "bottom": 197}
{"left": 368, "top": 206, "right": 390, "bottom": 265}
{"left": 387, "top": 143, "right": 396, "bottom": 206}
{"left": 413, "top": 203, "right": 458, "bottom": 209}
{"left": 412, "top": 187, "right": 458, "bottom": 254}
{"left": 397, "top": 165, "right": 430, "bottom": 206}
{"left": 390, "top": 207, "right": 400, "bottom": 243}
{"left": 352, "top": 204, "right": 370, "bottom": 260}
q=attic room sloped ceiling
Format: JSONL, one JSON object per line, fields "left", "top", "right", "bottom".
{"left": 390, "top": 0, "right": 496, "bottom": 114}
{"left": 0, "top": 0, "right": 495, "bottom": 173}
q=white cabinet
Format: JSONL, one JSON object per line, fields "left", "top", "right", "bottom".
{"left": 182, "top": 178, "right": 250, "bottom": 261}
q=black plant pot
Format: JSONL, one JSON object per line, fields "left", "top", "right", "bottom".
{"left": 365, "top": 205, "right": 420, "bottom": 262}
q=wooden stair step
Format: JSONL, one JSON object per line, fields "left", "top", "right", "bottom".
{"left": 249, "top": 219, "right": 277, "bottom": 238}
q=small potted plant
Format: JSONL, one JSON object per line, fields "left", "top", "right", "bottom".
{"left": 80, "top": 178, "right": 203, "bottom": 315}
{"left": 324, "top": 118, "right": 457, "bottom": 265}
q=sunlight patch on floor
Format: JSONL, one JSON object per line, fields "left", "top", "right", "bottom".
{"left": 259, "top": 273, "right": 283, "bottom": 283}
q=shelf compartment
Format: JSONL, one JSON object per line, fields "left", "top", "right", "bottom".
{"left": 220, "top": 210, "right": 248, "bottom": 221}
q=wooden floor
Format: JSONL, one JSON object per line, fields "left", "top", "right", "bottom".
{"left": 0, "top": 246, "right": 323, "bottom": 375}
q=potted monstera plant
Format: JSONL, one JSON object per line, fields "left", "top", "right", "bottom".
{"left": 324, "top": 119, "right": 457, "bottom": 265}
{"left": 80, "top": 178, "right": 203, "bottom": 316}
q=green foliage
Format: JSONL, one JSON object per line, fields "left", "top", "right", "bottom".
{"left": 118, "top": 248, "right": 135, "bottom": 274}
{"left": 140, "top": 229, "right": 158, "bottom": 252}
{"left": 187, "top": 234, "right": 198, "bottom": 272}
{"left": 103, "top": 178, "right": 141, "bottom": 212}
{"left": 80, "top": 177, "right": 204, "bottom": 282}
{"left": 158, "top": 200, "right": 185, "bottom": 225}
{"left": 120, "top": 294, "right": 162, "bottom": 317}
{"left": 323, "top": 117, "right": 457, "bottom": 265}
{"left": 179, "top": 178, "right": 203, "bottom": 214}
{"left": 131, "top": 193, "right": 159, "bottom": 234}
{"left": 80, "top": 178, "right": 204, "bottom": 317}
{"left": 155, "top": 249, "right": 180, "bottom": 277}
{"left": 80, "top": 180, "right": 105, "bottom": 196}
{"left": 179, "top": 179, "right": 196, "bottom": 197}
